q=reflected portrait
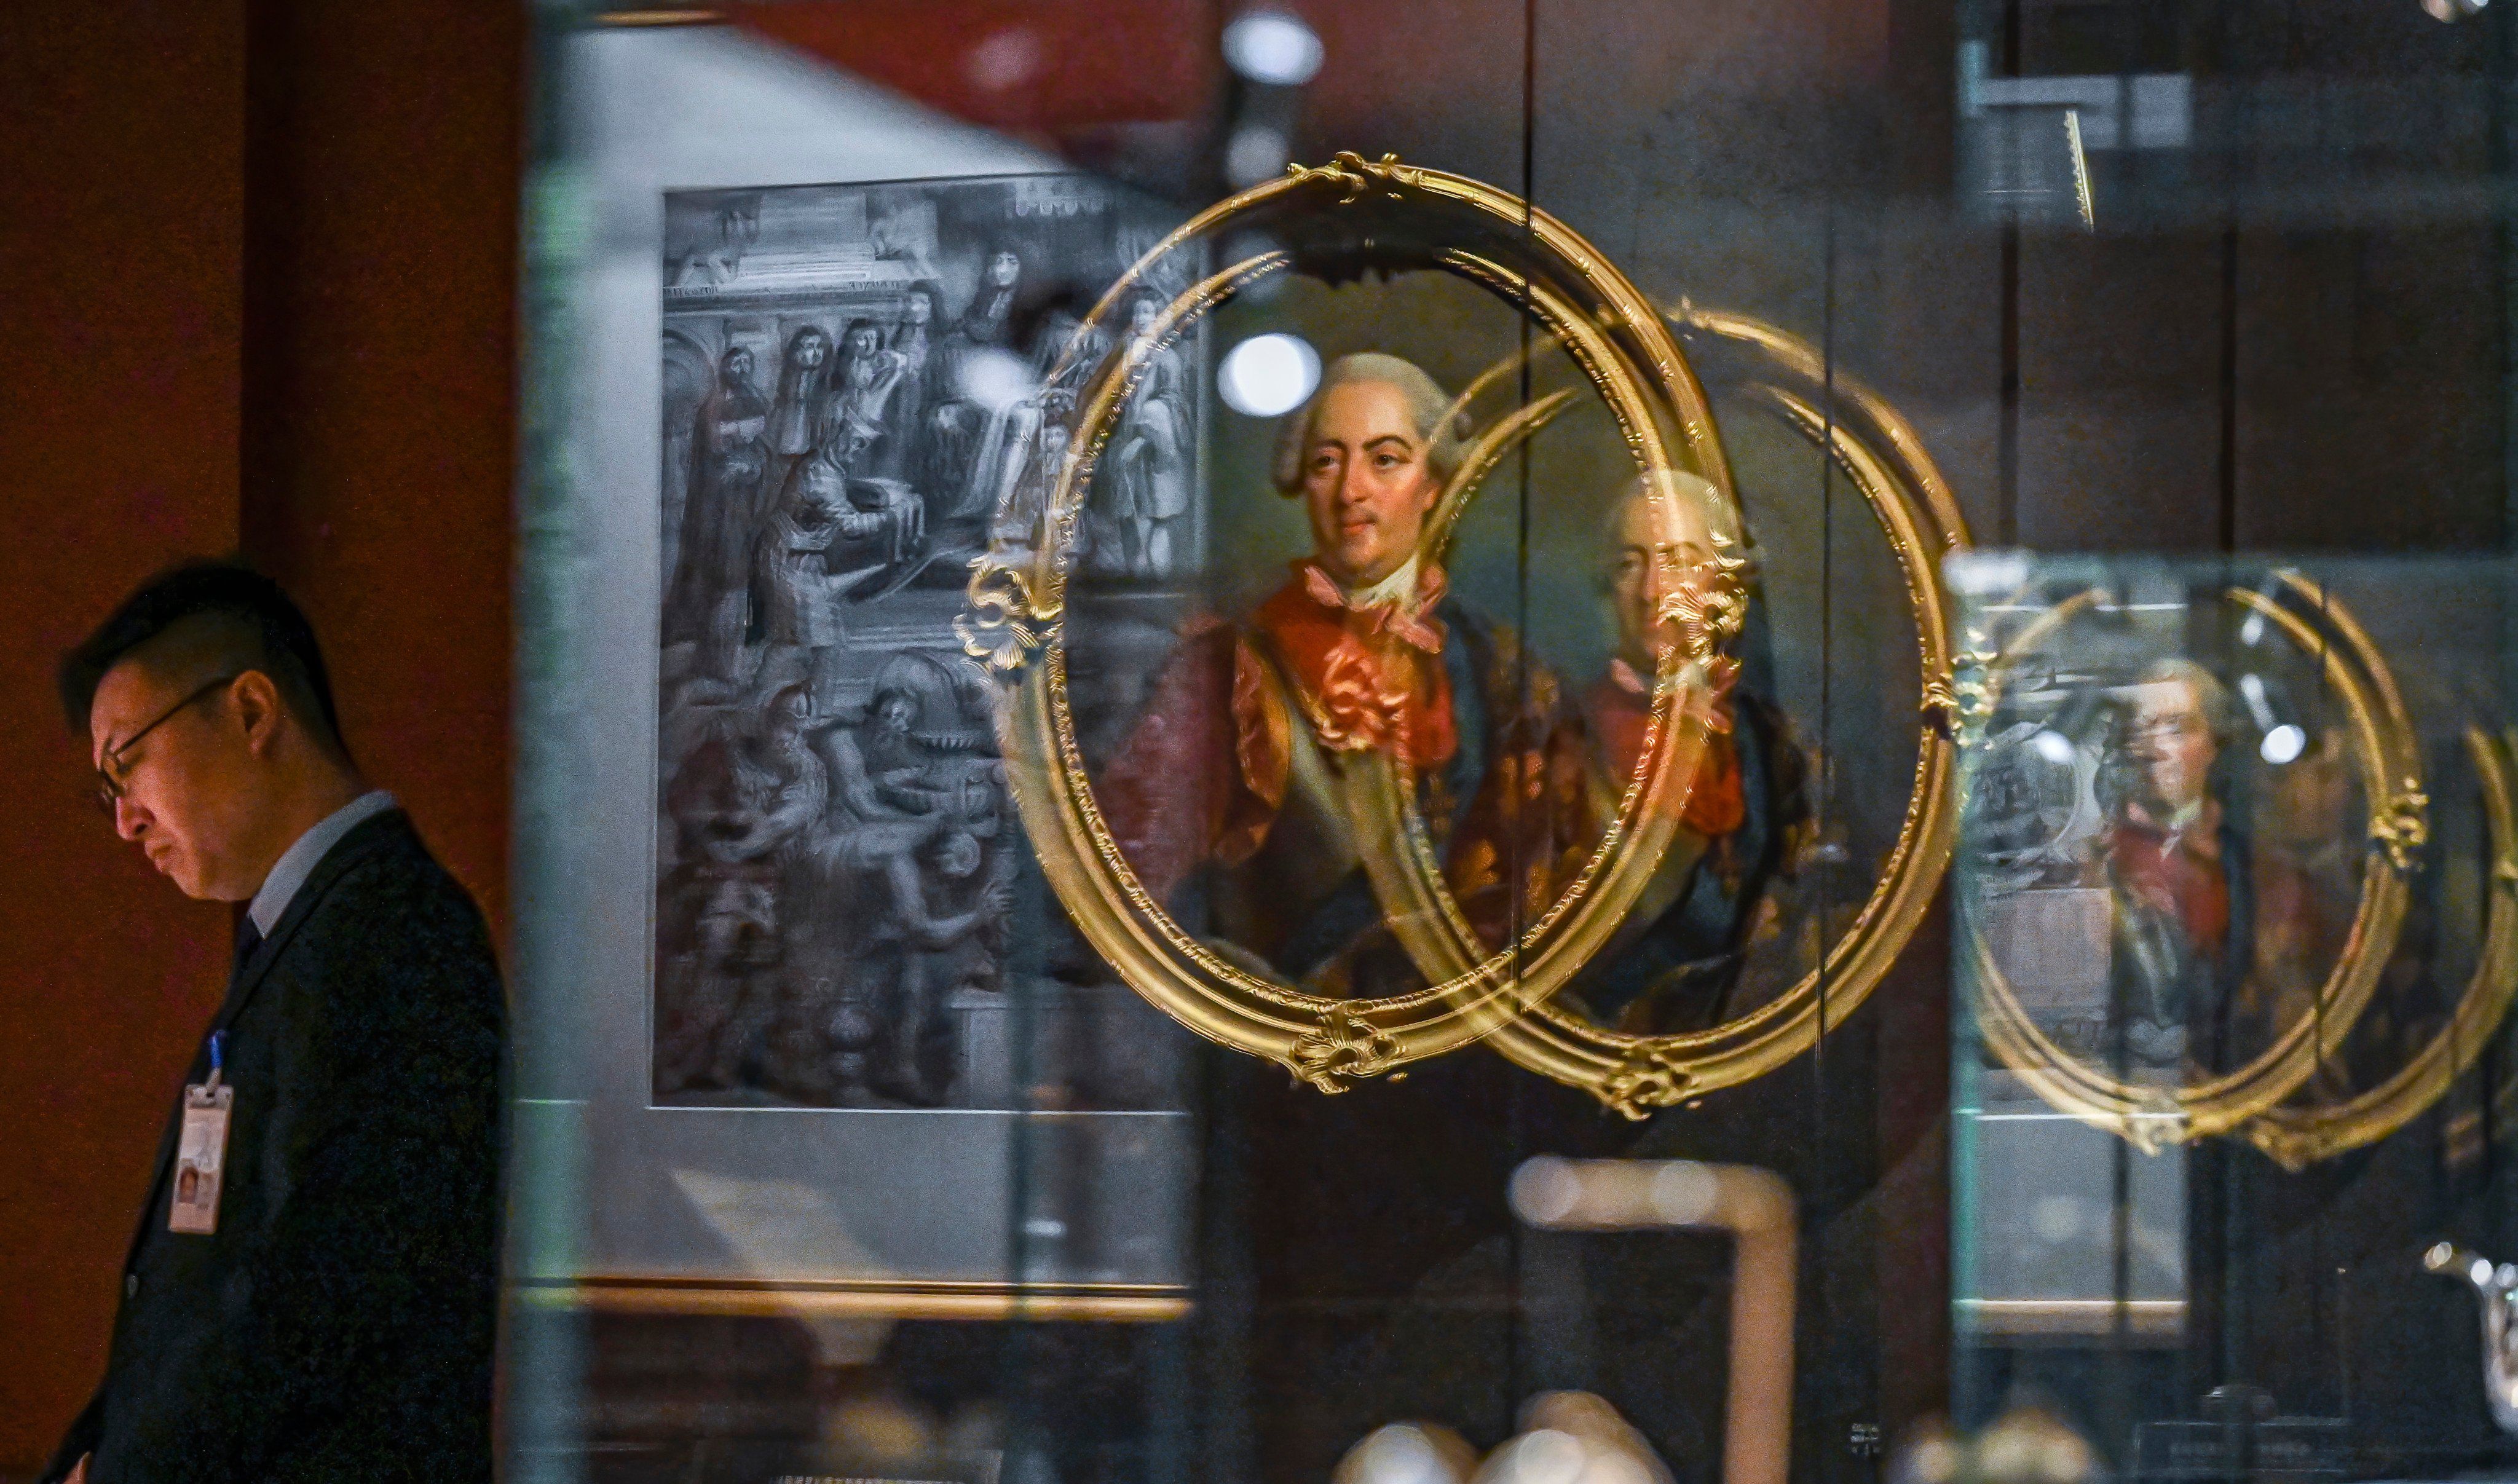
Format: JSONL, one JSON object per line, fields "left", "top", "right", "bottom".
{"left": 1965, "top": 578, "right": 2391, "bottom": 1096}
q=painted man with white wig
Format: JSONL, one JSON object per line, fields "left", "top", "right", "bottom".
{"left": 1097, "top": 352, "right": 1597, "bottom": 993}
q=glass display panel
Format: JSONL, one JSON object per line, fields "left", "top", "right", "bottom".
{"left": 1950, "top": 553, "right": 2518, "bottom": 1481}
{"left": 510, "top": 12, "right": 2518, "bottom": 1484}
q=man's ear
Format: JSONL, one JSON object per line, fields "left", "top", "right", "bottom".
{"left": 231, "top": 670, "right": 287, "bottom": 755}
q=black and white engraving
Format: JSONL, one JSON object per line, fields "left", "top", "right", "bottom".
{"left": 652, "top": 175, "right": 1201, "bottom": 1108}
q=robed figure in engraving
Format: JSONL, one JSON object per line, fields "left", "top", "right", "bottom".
{"left": 879, "top": 282, "right": 946, "bottom": 480}
{"left": 826, "top": 318, "right": 910, "bottom": 461}
{"left": 767, "top": 323, "right": 837, "bottom": 460}
{"left": 922, "top": 244, "right": 1031, "bottom": 523}
{"left": 666, "top": 344, "right": 772, "bottom": 657}
{"left": 1096, "top": 353, "right": 1596, "bottom": 995}
{"left": 1099, "top": 291, "right": 1194, "bottom": 578}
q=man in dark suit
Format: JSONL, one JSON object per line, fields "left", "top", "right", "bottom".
{"left": 45, "top": 561, "right": 505, "bottom": 1483}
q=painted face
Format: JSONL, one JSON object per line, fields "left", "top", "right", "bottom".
{"left": 846, "top": 325, "right": 880, "bottom": 358}
{"left": 89, "top": 664, "right": 255, "bottom": 901}
{"left": 1131, "top": 296, "right": 1161, "bottom": 337}
{"left": 906, "top": 292, "right": 934, "bottom": 326}
{"left": 1298, "top": 379, "right": 1442, "bottom": 589}
{"left": 2127, "top": 678, "right": 2217, "bottom": 815}
{"left": 792, "top": 330, "right": 829, "bottom": 368}
{"left": 1606, "top": 485, "right": 1717, "bottom": 670}
{"left": 876, "top": 694, "right": 916, "bottom": 733}
{"left": 988, "top": 250, "right": 1021, "bottom": 288}
{"left": 723, "top": 349, "right": 754, "bottom": 385}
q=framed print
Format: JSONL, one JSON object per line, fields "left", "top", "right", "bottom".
{"left": 513, "top": 26, "right": 1200, "bottom": 1313}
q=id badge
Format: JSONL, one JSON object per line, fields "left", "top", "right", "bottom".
{"left": 168, "top": 1081, "right": 233, "bottom": 1235}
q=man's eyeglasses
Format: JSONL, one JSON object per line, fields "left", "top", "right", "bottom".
{"left": 91, "top": 675, "right": 238, "bottom": 815}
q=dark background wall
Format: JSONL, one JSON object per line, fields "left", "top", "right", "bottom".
{"left": 0, "top": 4, "right": 519, "bottom": 1470}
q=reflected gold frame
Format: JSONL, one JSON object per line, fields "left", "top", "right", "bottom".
{"left": 1458, "top": 307, "right": 1971, "bottom": 1116}
{"left": 961, "top": 154, "right": 1738, "bottom": 1090}
{"left": 1960, "top": 575, "right": 2427, "bottom": 1151}
{"left": 2246, "top": 727, "right": 2518, "bottom": 1169}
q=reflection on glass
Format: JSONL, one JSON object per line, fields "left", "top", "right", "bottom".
{"left": 1968, "top": 592, "right": 2362, "bottom": 1084}
{"left": 1558, "top": 476, "right": 1809, "bottom": 1036}
{"left": 1093, "top": 352, "right": 1602, "bottom": 995}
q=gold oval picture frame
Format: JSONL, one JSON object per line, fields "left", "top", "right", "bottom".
{"left": 1956, "top": 573, "right": 2426, "bottom": 1151}
{"left": 962, "top": 155, "right": 1739, "bottom": 1089}
{"left": 2240, "top": 725, "right": 2518, "bottom": 1169}
{"left": 1467, "top": 307, "right": 1971, "bottom": 1116}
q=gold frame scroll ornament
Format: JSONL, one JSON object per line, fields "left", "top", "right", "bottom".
{"left": 1957, "top": 574, "right": 2426, "bottom": 1152}
{"left": 960, "top": 152, "right": 1738, "bottom": 1091}
{"left": 1458, "top": 306, "right": 1972, "bottom": 1116}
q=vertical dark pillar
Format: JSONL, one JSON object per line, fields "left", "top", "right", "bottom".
{"left": 234, "top": 0, "right": 524, "bottom": 931}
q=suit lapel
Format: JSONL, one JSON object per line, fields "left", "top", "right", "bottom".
{"left": 120, "top": 811, "right": 414, "bottom": 1273}
{"left": 213, "top": 810, "right": 410, "bottom": 1033}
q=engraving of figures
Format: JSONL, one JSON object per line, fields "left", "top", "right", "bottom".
{"left": 878, "top": 283, "right": 945, "bottom": 481}
{"left": 656, "top": 678, "right": 826, "bottom": 1093}
{"left": 920, "top": 241, "right": 1033, "bottom": 526}
{"left": 750, "top": 450, "right": 873, "bottom": 653}
{"left": 1093, "top": 291, "right": 1193, "bottom": 578}
{"left": 655, "top": 175, "right": 1201, "bottom": 1108}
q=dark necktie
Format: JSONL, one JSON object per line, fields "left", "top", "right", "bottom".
{"left": 231, "top": 913, "right": 264, "bottom": 987}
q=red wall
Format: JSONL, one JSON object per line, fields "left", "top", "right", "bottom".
{"left": 0, "top": 6, "right": 247, "bottom": 1467}
{"left": 0, "top": 4, "right": 518, "bottom": 1470}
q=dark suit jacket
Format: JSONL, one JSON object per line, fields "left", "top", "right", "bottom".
{"left": 45, "top": 809, "right": 507, "bottom": 1483}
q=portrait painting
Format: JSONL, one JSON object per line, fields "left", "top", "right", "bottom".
{"left": 1960, "top": 573, "right": 2395, "bottom": 1089}
{"left": 1024, "top": 236, "right": 1749, "bottom": 1060}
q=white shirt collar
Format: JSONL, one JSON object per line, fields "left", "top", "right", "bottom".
{"left": 1344, "top": 555, "right": 1422, "bottom": 610}
{"left": 248, "top": 790, "right": 398, "bottom": 936}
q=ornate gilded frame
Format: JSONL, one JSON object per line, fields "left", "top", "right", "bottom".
{"left": 961, "top": 154, "right": 1739, "bottom": 1090}
{"left": 1459, "top": 307, "right": 1971, "bottom": 1116}
{"left": 1956, "top": 574, "right": 2428, "bottom": 1151}
{"left": 2244, "top": 727, "right": 2518, "bottom": 1168}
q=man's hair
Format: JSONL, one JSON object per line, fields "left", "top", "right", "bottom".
{"left": 1271, "top": 352, "right": 1469, "bottom": 495}
{"left": 59, "top": 559, "right": 344, "bottom": 749}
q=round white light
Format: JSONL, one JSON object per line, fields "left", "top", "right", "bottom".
{"left": 1508, "top": 1156, "right": 1579, "bottom": 1225}
{"left": 2029, "top": 729, "right": 2076, "bottom": 765}
{"left": 1217, "top": 332, "right": 1320, "bottom": 417}
{"left": 1648, "top": 1161, "right": 1719, "bottom": 1225}
{"left": 1508, "top": 1431, "right": 1588, "bottom": 1484}
{"left": 2260, "top": 724, "right": 2306, "bottom": 765}
{"left": 1222, "top": 11, "right": 1325, "bottom": 85}
{"left": 1223, "top": 124, "right": 1291, "bottom": 188}
{"left": 1342, "top": 1426, "right": 1451, "bottom": 1484}
{"left": 955, "top": 347, "right": 1034, "bottom": 413}
{"left": 966, "top": 26, "right": 1043, "bottom": 91}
